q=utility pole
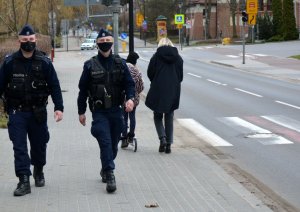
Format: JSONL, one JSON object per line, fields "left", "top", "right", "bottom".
{"left": 112, "top": 0, "right": 120, "bottom": 54}
{"left": 129, "top": 0, "right": 134, "bottom": 53}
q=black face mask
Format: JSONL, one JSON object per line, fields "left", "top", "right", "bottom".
{"left": 97, "top": 42, "right": 113, "bottom": 52}
{"left": 20, "top": 41, "right": 36, "bottom": 52}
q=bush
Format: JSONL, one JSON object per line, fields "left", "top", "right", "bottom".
{"left": 257, "top": 14, "right": 274, "bottom": 40}
{"left": 267, "top": 35, "right": 284, "bottom": 42}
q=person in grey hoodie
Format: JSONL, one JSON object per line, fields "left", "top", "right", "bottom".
{"left": 145, "top": 38, "right": 183, "bottom": 154}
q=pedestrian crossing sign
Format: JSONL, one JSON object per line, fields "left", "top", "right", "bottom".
{"left": 175, "top": 14, "right": 185, "bottom": 24}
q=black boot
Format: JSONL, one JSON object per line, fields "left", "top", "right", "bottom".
{"left": 100, "top": 169, "right": 107, "bottom": 183}
{"left": 14, "top": 175, "right": 31, "bottom": 196}
{"left": 165, "top": 144, "right": 171, "bottom": 154}
{"left": 33, "top": 166, "right": 45, "bottom": 187}
{"left": 120, "top": 135, "right": 129, "bottom": 148}
{"left": 106, "top": 171, "right": 116, "bottom": 193}
{"left": 159, "top": 137, "right": 166, "bottom": 152}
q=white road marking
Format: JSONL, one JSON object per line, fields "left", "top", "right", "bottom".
{"left": 187, "top": 73, "right": 202, "bottom": 78}
{"left": 177, "top": 119, "right": 233, "bottom": 146}
{"left": 195, "top": 47, "right": 203, "bottom": 50}
{"left": 262, "top": 115, "right": 300, "bottom": 133}
{"left": 252, "top": 53, "right": 268, "bottom": 57}
{"left": 234, "top": 88, "right": 263, "bottom": 97}
{"left": 226, "top": 55, "right": 239, "bottom": 58}
{"left": 275, "top": 101, "right": 300, "bottom": 110}
{"left": 207, "top": 79, "right": 222, "bottom": 85}
{"left": 224, "top": 117, "right": 270, "bottom": 133}
{"left": 223, "top": 117, "right": 293, "bottom": 145}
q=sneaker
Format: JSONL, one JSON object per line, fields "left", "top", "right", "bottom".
{"left": 14, "top": 175, "right": 31, "bottom": 196}
{"left": 100, "top": 169, "right": 107, "bottom": 183}
{"left": 106, "top": 171, "right": 117, "bottom": 193}
{"left": 127, "top": 136, "right": 134, "bottom": 144}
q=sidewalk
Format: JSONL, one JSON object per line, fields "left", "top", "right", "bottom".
{"left": 0, "top": 50, "right": 273, "bottom": 211}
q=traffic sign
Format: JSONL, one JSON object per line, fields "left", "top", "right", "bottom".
{"left": 177, "top": 24, "right": 183, "bottom": 29}
{"left": 142, "top": 20, "right": 147, "bottom": 31}
{"left": 120, "top": 32, "right": 127, "bottom": 40}
{"left": 136, "top": 12, "right": 144, "bottom": 27}
{"left": 175, "top": 14, "right": 185, "bottom": 24}
{"left": 247, "top": 13, "right": 257, "bottom": 25}
{"left": 246, "top": 0, "right": 258, "bottom": 14}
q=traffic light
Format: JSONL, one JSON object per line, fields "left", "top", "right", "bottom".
{"left": 102, "top": 0, "right": 112, "bottom": 6}
{"left": 242, "top": 11, "right": 248, "bottom": 23}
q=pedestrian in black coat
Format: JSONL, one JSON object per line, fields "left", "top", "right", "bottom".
{"left": 145, "top": 37, "right": 183, "bottom": 154}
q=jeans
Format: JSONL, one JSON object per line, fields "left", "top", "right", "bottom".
{"left": 122, "top": 107, "right": 136, "bottom": 138}
{"left": 153, "top": 111, "right": 174, "bottom": 144}
{"left": 91, "top": 107, "right": 123, "bottom": 171}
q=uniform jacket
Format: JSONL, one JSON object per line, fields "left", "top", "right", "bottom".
{"left": 77, "top": 52, "right": 135, "bottom": 115}
{"left": 0, "top": 49, "right": 64, "bottom": 112}
{"left": 145, "top": 46, "right": 183, "bottom": 113}
{"left": 126, "top": 63, "right": 144, "bottom": 107}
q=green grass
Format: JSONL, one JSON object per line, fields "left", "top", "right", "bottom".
{"left": 290, "top": 55, "right": 300, "bottom": 60}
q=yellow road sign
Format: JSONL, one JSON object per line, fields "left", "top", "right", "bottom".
{"left": 136, "top": 12, "right": 144, "bottom": 27}
{"left": 176, "top": 24, "right": 183, "bottom": 29}
{"left": 248, "top": 13, "right": 257, "bottom": 25}
{"left": 247, "top": 0, "right": 258, "bottom": 14}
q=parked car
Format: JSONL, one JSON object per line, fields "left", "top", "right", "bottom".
{"left": 81, "top": 38, "right": 97, "bottom": 50}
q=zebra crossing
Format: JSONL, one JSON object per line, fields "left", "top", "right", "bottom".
{"left": 178, "top": 115, "right": 300, "bottom": 147}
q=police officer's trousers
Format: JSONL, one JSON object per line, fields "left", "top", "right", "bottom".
{"left": 8, "top": 111, "right": 49, "bottom": 177}
{"left": 91, "top": 107, "right": 123, "bottom": 172}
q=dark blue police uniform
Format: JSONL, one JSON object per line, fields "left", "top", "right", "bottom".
{"left": 0, "top": 50, "right": 64, "bottom": 177}
{"left": 77, "top": 52, "right": 135, "bottom": 173}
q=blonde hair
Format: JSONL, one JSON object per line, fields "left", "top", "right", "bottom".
{"left": 158, "top": 37, "right": 174, "bottom": 47}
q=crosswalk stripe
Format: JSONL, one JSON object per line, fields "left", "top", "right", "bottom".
{"left": 262, "top": 115, "right": 300, "bottom": 133}
{"left": 223, "top": 117, "right": 270, "bottom": 133}
{"left": 222, "top": 117, "right": 293, "bottom": 145}
{"left": 177, "top": 119, "right": 233, "bottom": 147}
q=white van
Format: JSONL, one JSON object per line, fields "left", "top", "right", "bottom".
{"left": 81, "top": 38, "right": 97, "bottom": 50}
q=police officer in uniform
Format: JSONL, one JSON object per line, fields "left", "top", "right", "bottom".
{"left": 77, "top": 29, "right": 135, "bottom": 193}
{"left": 0, "top": 25, "right": 64, "bottom": 196}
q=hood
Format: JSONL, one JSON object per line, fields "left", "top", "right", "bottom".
{"left": 156, "top": 46, "right": 179, "bottom": 64}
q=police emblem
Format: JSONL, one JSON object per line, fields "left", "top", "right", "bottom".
{"left": 102, "top": 33, "right": 105, "bottom": 37}
{"left": 26, "top": 31, "right": 30, "bottom": 35}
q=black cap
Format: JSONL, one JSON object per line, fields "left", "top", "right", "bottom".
{"left": 126, "top": 52, "right": 139, "bottom": 65}
{"left": 19, "top": 24, "right": 35, "bottom": 36}
{"left": 97, "top": 28, "right": 112, "bottom": 39}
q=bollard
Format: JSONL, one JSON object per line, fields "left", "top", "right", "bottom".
{"left": 121, "top": 41, "right": 126, "bottom": 53}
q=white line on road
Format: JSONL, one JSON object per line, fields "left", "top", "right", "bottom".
{"left": 223, "top": 117, "right": 293, "bottom": 145}
{"left": 275, "top": 101, "right": 300, "bottom": 110}
{"left": 207, "top": 79, "right": 221, "bottom": 84}
{"left": 234, "top": 88, "right": 263, "bottom": 97}
{"left": 226, "top": 55, "right": 239, "bottom": 58}
{"left": 177, "top": 119, "right": 233, "bottom": 146}
{"left": 262, "top": 115, "right": 300, "bottom": 133}
{"left": 187, "top": 73, "right": 202, "bottom": 78}
{"left": 224, "top": 117, "right": 271, "bottom": 133}
{"left": 252, "top": 53, "right": 268, "bottom": 57}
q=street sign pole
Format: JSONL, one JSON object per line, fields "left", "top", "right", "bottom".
{"left": 112, "top": 0, "right": 120, "bottom": 54}
{"left": 242, "top": 22, "right": 245, "bottom": 64}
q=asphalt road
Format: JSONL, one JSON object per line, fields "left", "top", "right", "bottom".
{"left": 134, "top": 44, "right": 300, "bottom": 210}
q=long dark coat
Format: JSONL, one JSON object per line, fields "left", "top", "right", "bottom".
{"left": 145, "top": 46, "right": 183, "bottom": 113}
